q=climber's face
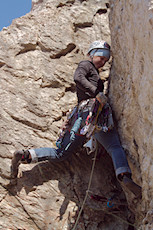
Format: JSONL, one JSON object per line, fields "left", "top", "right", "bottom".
{"left": 92, "top": 56, "right": 109, "bottom": 69}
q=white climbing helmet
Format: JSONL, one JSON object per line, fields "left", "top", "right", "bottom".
{"left": 88, "top": 40, "right": 110, "bottom": 54}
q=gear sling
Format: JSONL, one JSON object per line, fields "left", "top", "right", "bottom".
{"left": 56, "top": 98, "right": 114, "bottom": 151}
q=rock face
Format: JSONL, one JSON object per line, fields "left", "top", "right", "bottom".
{"left": 0, "top": 0, "right": 152, "bottom": 229}
{"left": 109, "top": 1, "right": 153, "bottom": 229}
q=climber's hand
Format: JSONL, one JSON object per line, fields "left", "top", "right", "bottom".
{"left": 96, "top": 92, "right": 107, "bottom": 106}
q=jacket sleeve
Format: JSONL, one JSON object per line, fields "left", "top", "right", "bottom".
{"left": 74, "top": 62, "right": 99, "bottom": 97}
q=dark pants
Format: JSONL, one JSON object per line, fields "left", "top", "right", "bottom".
{"left": 29, "top": 131, "right": 86, "bottom": 163}
{"left": 29, "top": 128, "right": 131, "bottom": 178}
{"left": 94, "top": 128, "right": 131, "bottom": 177}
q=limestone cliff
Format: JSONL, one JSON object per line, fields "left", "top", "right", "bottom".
{"left": 109, "top": 1, "right": 153, "bottom": 229}
{"left": 0, "top": 0, "right": 152, "bottom": 229}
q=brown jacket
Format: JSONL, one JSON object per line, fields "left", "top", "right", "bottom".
{"left": 74, "top": 60, "right": 104, "bottom": 103}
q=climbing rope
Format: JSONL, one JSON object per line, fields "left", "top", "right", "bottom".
{"left": 72, "top": 144, "right": 98, "bottom": 230}
{"left": 72, "top": 182, "right": 139, "bottom": 229}
{"left": 72, "top": 105, "right": 103, "bottom": 230}
{"left": 71, "top": 143, "right": 140, "bottom": 230}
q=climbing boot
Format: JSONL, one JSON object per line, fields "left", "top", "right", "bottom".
{"left": 122, "top": 175, "right": 142, "bottom": 198}
{"left": 11, "top": 150, "right": 31, "bottom": 180}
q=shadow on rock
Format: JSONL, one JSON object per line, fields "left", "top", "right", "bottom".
{"left": 7, "top": 146, "right": 135, "bottom": 229}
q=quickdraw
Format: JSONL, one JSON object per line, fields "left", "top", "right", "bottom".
{"left": 90, "top": 194, "right": 114, "bottom": 208}
{"left": 90, "top": 193, "right": 128, "bottom": 208}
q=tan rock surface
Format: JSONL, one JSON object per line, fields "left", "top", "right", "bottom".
{"left": 109, "top": 0, "right": 153, "bottom": 229}
{"left": 0, "top": 0, "right": 152, "bottom": 229}
{"left": 0, "top": 1, "right": 122, "bottom": 230}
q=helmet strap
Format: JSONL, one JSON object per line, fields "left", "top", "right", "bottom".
{"left": 89, "top": 49, "right": 98, "bottom": 63}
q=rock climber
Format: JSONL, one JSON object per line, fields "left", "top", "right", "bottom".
{"left": 10, "top": 40, "right": 141, "bottom": 198}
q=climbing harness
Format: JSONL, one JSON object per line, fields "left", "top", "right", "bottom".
{"left": 56, "top": 98, "right": 114, "bottom": 155}
{"left": 80, "top": 101, "right": 102, "bottom": 138}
